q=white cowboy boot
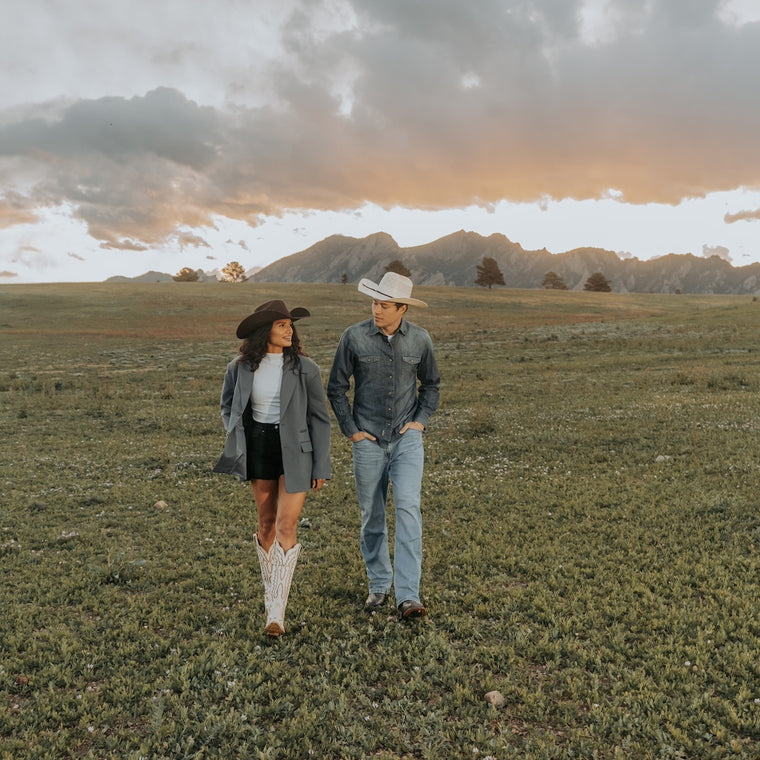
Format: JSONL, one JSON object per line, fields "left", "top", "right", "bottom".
{"left": 254, "top": 534, "right": 275, "bottom": 616}
{"left": 265, "top": 542, "right": 301, "bottom": 636}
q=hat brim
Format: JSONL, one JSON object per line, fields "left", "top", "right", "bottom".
{"left": 357, "top": 279, "right": 428, "bottom": 308}
{"left": 236, "top": 307, "right": 310, "bottom": 339}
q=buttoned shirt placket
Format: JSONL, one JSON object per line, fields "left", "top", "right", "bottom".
{"left": 380, "top": 334, "right": 395, "bottom": 443}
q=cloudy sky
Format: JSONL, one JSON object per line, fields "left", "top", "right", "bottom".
{"left": 1, "top": 0, "right": 759, "bottom": 283}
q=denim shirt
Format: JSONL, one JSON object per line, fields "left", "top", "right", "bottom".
{"left": 327, "top": 318, "right": 441, "bottom": 443}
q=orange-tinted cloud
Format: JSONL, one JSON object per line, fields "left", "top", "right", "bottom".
{"left": 0, "top": 0, "right": 759, "bottom": 249}
{"left": 0, "top": 193, "right": 37, "bottom": 228}
{"left": 725, "top": 208, "right": 760, "bottom": 223}
{"left": 702, "top": 244, "right": 731, "bottom": 261}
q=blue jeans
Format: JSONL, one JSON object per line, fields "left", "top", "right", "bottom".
{"left": 352, "top": 430, "right": 425, "bottom": 604}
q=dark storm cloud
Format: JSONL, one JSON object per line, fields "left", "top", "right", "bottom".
{"left": 1, "top": 0, "right": 759, "bottom": 248}
{"left": 0, "top": 88, "right": 223, "bottom": 246}
{"left": 0, "top": 88, "right": 218, "bottom": 166}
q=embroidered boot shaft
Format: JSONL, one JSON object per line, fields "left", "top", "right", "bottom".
{"left": 265, "top": 542, "right": 301, "bottom": 636}
{"left": 254, "top": 534, "right": 276, "bottom": 616}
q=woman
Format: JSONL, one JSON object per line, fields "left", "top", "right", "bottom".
{"left": 214, "top": 299, "right": 330, "bottom": 636}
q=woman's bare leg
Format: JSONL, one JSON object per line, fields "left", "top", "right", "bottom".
{"left": 274, "top": 476, "right": 307, "bottom": 550}
{"left": 250, "top": 479, "right": 279, "bottom": 550}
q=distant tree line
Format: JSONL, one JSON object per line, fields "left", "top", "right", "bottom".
{"left": 174, "top": 257, "right": 615, "bottom": 291}
{"left": 473, "top": 258, "right": 612, "bottom": 292}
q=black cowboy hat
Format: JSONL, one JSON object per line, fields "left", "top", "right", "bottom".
{"left": 235, "top": 299, "right": 311, "bottom": 339}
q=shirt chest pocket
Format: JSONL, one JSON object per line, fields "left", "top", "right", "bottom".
{"left": 401, "top": 355, "right": 421, "bottom": 378}
{"left": 358, "top": 354, "right": 385, "bottom": 380}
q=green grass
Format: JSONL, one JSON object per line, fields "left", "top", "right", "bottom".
{"left": 1, "top": 283, "right": 759, "bottom": 758}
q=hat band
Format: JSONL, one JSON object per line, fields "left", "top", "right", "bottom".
{"left": 363, "top": 283, "right": 409, "bottom": 301}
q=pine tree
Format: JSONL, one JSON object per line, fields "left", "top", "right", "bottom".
{"left": 475, "top": 256, "right": 505, "bottom": 289}
{"left": 385, "top": 259, "right": 411, "bottom": 277}
{"left": 583, "top": 272, "right": 612, "bottom": 292}
{"left": 541, "top": 271, "right": 568, "bottom": 290}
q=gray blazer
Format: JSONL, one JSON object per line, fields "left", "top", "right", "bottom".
{"left": 213, "top": 355, "right": 331, "bottom": 493}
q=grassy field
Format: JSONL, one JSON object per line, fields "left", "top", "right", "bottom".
{"left": 1, "top": 282, "right": 759, "bottom": 759}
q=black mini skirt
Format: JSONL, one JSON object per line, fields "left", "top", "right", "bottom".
{"left": 245, "top": 420, "right": 284, "bottom": 482}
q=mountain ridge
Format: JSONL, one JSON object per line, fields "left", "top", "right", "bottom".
{"left": 250, "top": 230, "right": 760, "bottom": 295}
{"left": 106, "top": 231, "right": 760, "bottom": 295}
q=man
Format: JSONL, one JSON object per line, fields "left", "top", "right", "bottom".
{"left": 327, "top": 272, "right": 440, "bottom": 620}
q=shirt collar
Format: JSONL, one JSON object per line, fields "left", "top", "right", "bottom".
{"left": 368, "top": 318, "right": 408, "bottom": 337}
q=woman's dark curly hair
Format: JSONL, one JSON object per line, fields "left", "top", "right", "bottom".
{"left": 237, "top": 321, "right": 306, "bottom": 372}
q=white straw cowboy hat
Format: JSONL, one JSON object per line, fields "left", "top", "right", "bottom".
{"left": 357, "top": 272, "right": 428, "bottom": 308}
